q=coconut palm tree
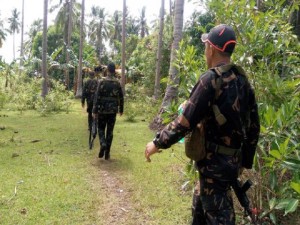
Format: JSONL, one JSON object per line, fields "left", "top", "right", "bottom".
{"left": 139, "top": 6, "right": 149, "bottom": 38}
{"left": 154, "top": 0, "right": 165, "bottom": 100}
{"left": 126, "top": 16, "right": 139, "bottom": 35}
{"left": 41, "top": 0, "right": 49, "bottom": 98}
{"left": 121, "top": 0, "right": 126, "bottom": 92}
{"left": 8, "top": 8, "right": 21, "bottom": 60}
{"left": 24, "top": 19, "right": 43, "bottom": 58}
{"left": 151, "top": 0, "right": 184, "bottom": 129}
{"left": 160, "top": 0, "right": 184, "bottom": 109}
{"left": 75, "top": 0, "right": 85, "bottom": 98}
{"left": 0, "top": 13, "right": 7, "bottom": 48}
{"left": 20, "top": 0, "right": 25, "bottom": 69}
{"left": 107, "top": 10, "right": 122, "bottom": 55}
{"left": 89, "top": 6, "right": 108, "bottom": 64}
{"left": 52, "top": 0, "right": 80, "bottom": 89}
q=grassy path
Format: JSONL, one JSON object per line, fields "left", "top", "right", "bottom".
{"left": 0, "top": 100, "right": 191, "bottom": 225}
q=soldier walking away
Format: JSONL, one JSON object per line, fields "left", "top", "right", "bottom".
{"left": 144, "top": 24, "right": 260, "bottom": 224}
{"left": 81, "top": 71, "right": 98, "bottom": 131}
{"left": 92, "top": 62, "right": 124, "bottom": 160}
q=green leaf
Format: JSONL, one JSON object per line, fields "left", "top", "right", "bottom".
{"left": 279, "top": 138, "right": 290, "bottom": 155}
{"left": 260, "top": 125, "right": 267, "bottom": 133}
{"left": 290, "top": 182, "right": 300, "bottom": 194}
{"left": 269, "top": 150, "right": 281, "bottom": 160}
{"left": 284, "top": 199, "right": 298, "bottom": 215}
{"left": 269, "top": 212, "right": 277, "bottom": 224}
{"left": 269, "top": 171, "right": 277, "bottom": 190}
{"left": 269, "top": 198, "right": 277, "bottom": 209}
{"left": 275, "top": 199, "right": 290, "bottom": 210}
{"left": 282, "top": 158, "right": 300, "bottom": 171}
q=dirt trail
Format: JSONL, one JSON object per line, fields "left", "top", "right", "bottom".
{"left": 90, "top": 158, "right": 149, "bottom": 225}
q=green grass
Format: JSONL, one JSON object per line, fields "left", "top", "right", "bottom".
{"left": 0, "top": 100, "right": 192, "bottom": 225}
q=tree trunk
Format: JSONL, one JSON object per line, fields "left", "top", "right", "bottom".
{"left": 65, "top": 0, "right": 73, "bottom": 90}
{"left": 76, "top": 0, "right": 85, "bottom": 98}
{"left": 289, "top": 5, "right": 300, "bottom": 40}
{"left": 153, "top": 0, "right": 165, "bottom": 100}
{"left": 41, "top": 0, "right": 48, "bottom": 98}
{"left": 98, "top": 22, "right": 102, "bottom": 64}
{"left": 150, "top": 0, "right": 184, "bottom": 130}
{"left": 20, "top": 0, "right": 24, "bottom": 72}
{"left": 256, "top": 0, "right": 262, "bottom": 10}
{"left": 13, "top": 33, "right": 15, "bottom": 60}
{"left": 121, "top": 0, "right": 126, "bottom": 94}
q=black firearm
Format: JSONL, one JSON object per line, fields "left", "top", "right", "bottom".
{"left": 232, "top": 179, "right": 257, "bottom": 224}
{"left": 89, "top": 118, "right": 97, "bottom": 150}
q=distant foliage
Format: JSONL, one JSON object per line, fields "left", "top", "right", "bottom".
{"left": 36, "top": 79, "right": 73, "bottom": 116}
{"left": 124, "top": 83, "right": 160, "bottom": 123}
{"left": 0, "top": 70, "right": 73, "bottom": 115}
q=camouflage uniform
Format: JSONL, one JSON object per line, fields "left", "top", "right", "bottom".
{"left": 92, "top": 74, "right": 124, "bottom": 159}
{"left": 153, "top": 64, "right": 260, "bottom": 224}
{"left": 82, "top": 77, "right": 98, "bottom": 129}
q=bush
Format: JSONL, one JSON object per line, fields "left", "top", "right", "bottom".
{"left": 36, "top": 80, "right": 73, "bottom": 116}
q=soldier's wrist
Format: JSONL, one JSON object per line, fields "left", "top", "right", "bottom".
{"left": 153, "top": 132, "right": 162, "bottom": 149}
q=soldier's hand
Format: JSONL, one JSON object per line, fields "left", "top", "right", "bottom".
{"left": 145, "top": 141, "right": 159, "bottom": 162}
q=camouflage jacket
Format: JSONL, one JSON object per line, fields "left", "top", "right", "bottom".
{"left": 81, "top": 78, "right": 98, "bottom": 105}
{"left": 153, "top": 64, "right": 260, "bottom": 170}
{"left": 92, "top": 76, "right": 124, "bottom": 114}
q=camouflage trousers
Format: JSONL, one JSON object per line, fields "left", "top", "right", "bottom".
{"left": 97, "top": 114, "right": 116, "bottom": 152}
{"left": 191, "top": 175, "right": 235, "bottom": 225}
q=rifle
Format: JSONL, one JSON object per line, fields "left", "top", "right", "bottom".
{"left": 232, "top": 179, "right": 257, "bottom": 224}
{"left": 89, "top": 118, "right": 97, "bottom": 150}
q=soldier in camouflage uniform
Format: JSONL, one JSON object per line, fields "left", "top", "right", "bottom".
{"left": 82, "top": 71, "right": 98, "bottom": 130}
{"left": 92, "top": 62, "right": 124, "bottom": 160}
{"left": 145, "top": 24, "right": 260, "bottom": 224}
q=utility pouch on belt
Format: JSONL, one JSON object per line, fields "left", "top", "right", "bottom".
{"left": 185, "top": 122, "right": 206, "bottom": 162}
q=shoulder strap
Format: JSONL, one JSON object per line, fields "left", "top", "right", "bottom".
{"left": 210, "top": 67, "right": 228, "bottom": 126}
{"left": 215, "top": 64, "right": 251, "bottom": 133}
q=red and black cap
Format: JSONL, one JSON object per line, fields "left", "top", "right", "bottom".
{"left": 201, "top": 24, "right": 236, "bottom": 53}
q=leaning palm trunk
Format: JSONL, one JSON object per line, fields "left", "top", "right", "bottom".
{"left": 150, "top": 0, "right": 184, "bottom": 130}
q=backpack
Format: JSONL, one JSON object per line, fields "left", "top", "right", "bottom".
{"left": 86, "top": 79, "right": 98, "bottom": 99}
{"left": 184, "top": 64, "right": 249, "bottom": 161}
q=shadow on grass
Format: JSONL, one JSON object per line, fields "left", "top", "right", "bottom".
{"left": 90, "top": 154, "right": 134, "bottom": 174}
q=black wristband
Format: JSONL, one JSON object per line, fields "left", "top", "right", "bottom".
{"left": 153, "top": 132, "right": 162, "bottom": 149}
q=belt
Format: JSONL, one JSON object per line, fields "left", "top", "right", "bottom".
{"left": 206, "top": 141, "right": 241, "bottom": 156}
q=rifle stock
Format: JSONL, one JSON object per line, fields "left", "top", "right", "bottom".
{"left": 232, "top": 179, "right": 256, "bottom": 223}
{"left": 89, "top": 118, "right": 97, "bottom": 149}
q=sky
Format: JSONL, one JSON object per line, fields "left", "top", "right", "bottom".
{"left": 0, "top": 0, "right": 201, "bottom": 63}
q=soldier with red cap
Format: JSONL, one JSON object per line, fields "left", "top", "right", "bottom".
{"left": 144, "top": 24, "right": 260, "bottom": 224}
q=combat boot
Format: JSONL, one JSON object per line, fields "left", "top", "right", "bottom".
{"left": 98, "top": 143, "right": 107, "bottom": 158}
{"left": 104, "top": 149, "right": 110, "bottom": 160}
